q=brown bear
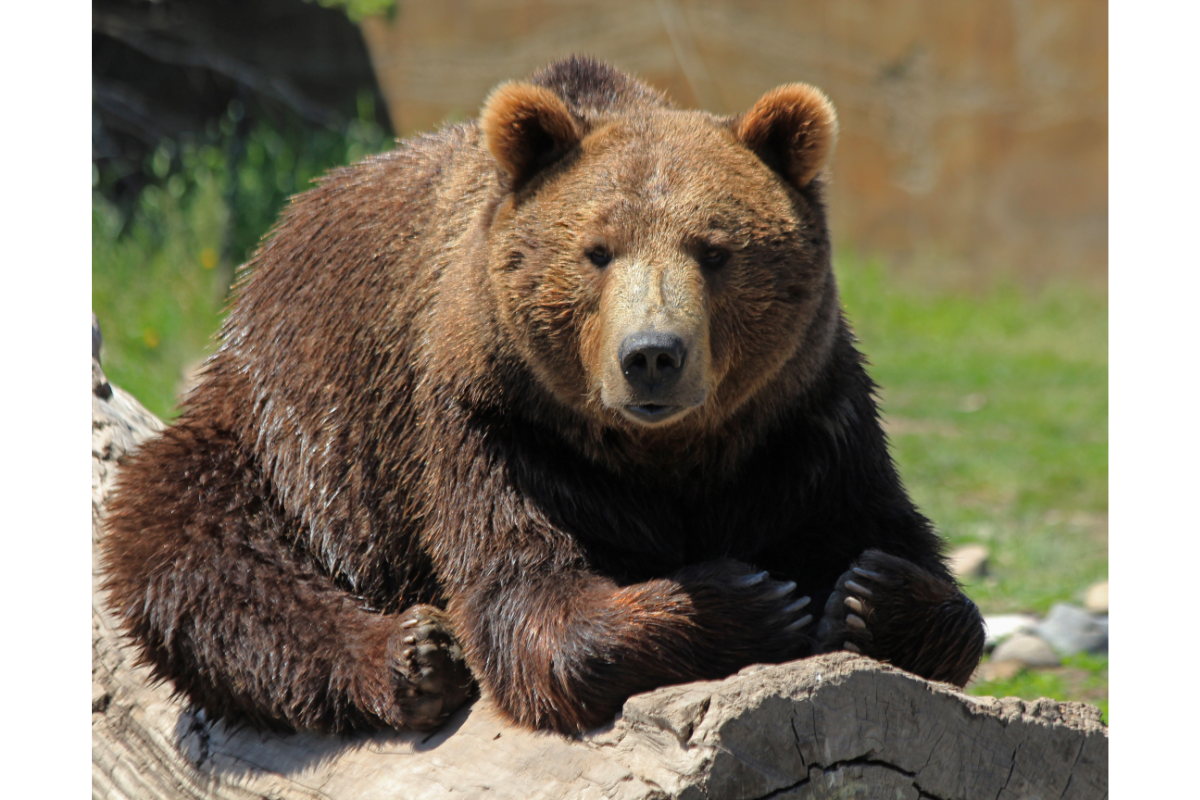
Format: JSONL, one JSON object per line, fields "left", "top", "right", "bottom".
{"left": 101, "top": 57, "right": 984, "bottom": 736}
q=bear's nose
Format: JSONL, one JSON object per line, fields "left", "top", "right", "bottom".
{"left": 619, "top": 332, "right": 686, "bottom": 392}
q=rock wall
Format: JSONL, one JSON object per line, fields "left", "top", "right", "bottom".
{"left": 361, "top": 0, "right": 1106, "bottom": 287}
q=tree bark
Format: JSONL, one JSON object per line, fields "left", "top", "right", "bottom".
{"left": 91, "top": 349, "right": 1107, "bottom": 800}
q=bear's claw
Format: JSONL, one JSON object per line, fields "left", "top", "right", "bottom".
{"left": 782, "top": 614, "right": 813, "bottom": 633}
{"left": 816, "top": 560, "right": 885, "bottom": 656}
{"left": 736, "top": 570, "right": 770, "bottom": 587}
{"left": 782, "top": 596, "right": 811, "bottom": 615}
{"left": 844, "top": 579, "right": 873, "bottom": 598}
{"left": 749, "top": 576, "right": 811, "bottom": 632}
{"left": 766, "top": 580, "right": 798, "bottom": 599}
{"left": 388, "top": 605, "right": 475, "bottom": 730}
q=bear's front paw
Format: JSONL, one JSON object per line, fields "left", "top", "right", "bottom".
{"left": 672, "top": 560, "right": 816, "bottom": 664}
{"left": 387, "top": 605, "right": 475, "bottom": 731}
{"left": 815, "top": 562, "right": 887, "bottom": 657}
{"left": 815, "top": 550, "right": 984, "bottom": 686}
{"left": 733, "top": 568, "right": 816, "bottom": 642}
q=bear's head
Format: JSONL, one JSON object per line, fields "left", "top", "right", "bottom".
{"left": 479, "top": 62, "right": 840, "bottom": 446}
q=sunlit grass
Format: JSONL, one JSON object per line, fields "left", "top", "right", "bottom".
{"left": 91, "top": 184, "right": 228, "bottom": 420}
{"left": 970, "top": 652, "right": 1109, "bottom": 724}
{"left": 837, "top": 258, "right": 1108, "bottom": 617}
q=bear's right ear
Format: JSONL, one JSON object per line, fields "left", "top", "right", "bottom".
{"left": 481, "top": 81, "right": 582, "bottom": 191}
{"left": 734, "top": 83, "right": 838, "bottom": 190}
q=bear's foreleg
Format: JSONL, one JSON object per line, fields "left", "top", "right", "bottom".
{"left": 815, "top": 549, "right": 985, "bottom": 686}
{"left": 445, "top": 558, "right": 815, "bottom": 733}
{"left": 102, "top": 422, "right": 473, "bottom": 734}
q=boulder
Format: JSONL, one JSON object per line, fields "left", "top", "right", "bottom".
{"left": 982, "top": 613, "right": 1039, "bottom": 650}
{"left": 948, "top": 544, "right": 990, "bottom": 581}
{"left": 990, "top": 634, "right": 1061, "bottom": 669}
{"left": 1037, "top": 604, "right": 1109, "bottom": 657}
{"left": 1084, "top": 581, "right": 1109, "bottom": 615}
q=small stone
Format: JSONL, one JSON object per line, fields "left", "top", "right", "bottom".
{"left": 1084, "top": 581, "right": 1108, "bottom": 615}
{"left": 991, "top": 634, "right": 1060, "bottom": 667}
{"left": 1036, "top": 603, "right": 1108, "bottom": 656}
{"left": 948, "top": 544, "right": 989, "bottom": 581}
{"left": 983, "top": 613, "right": 1039, "bottom": 649}
{"left": 975, "top": 659, "right": 1024, "bottom": 683}
{"left": 1090, "top": 616, "right": 1109, "bottom": 653}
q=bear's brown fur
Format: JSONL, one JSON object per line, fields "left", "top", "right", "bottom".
{"left": 102, "top": 57, "right": 984, "bottom": 735}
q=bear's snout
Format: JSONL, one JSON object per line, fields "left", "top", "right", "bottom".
{"left": 594, "top": 257, "right": 711, "bottom": 427}
{"left": 613, "top": 329, "right": 703, "bottom": 424}
{"left": 619, "top": 332, "right": 686, "bottom": 392}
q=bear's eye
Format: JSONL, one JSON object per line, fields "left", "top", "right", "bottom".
{"left": 697, "top": 246, "right": 730, "bottom": 271}
{"left": 586, "top": 246, "right": 613, "bottom": 268}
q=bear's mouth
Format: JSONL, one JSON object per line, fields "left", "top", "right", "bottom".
{"left": 623, "top": 403, "right": 685, "bottom": 424}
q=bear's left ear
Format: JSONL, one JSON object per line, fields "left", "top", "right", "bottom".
{"left": 734, "top": 84, "right": 838, "bottom": 190}
{"left": 481, "top": 81, "right": 582, "bottom": 191}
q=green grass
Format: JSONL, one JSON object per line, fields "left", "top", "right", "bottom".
{"left": 92, "top": 182, "right": 229, "bottom": 419}
{"left": 970, "top": 653, "right": 1109, "bottom": 724}
{"left": 837, "top": 259, "right": 1108, "bottom": 617}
